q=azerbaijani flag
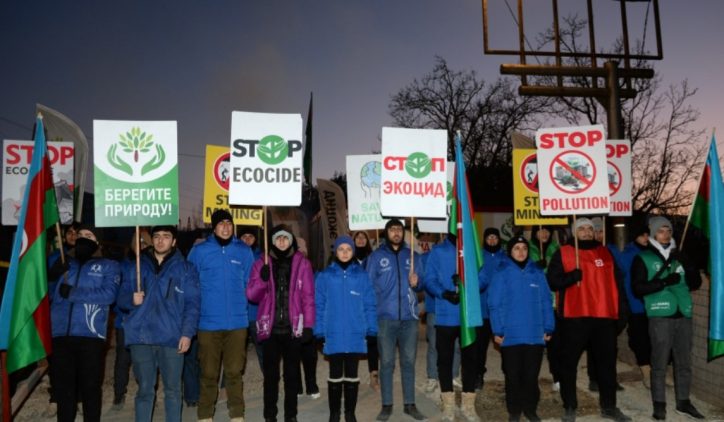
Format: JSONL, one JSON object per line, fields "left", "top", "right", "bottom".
{"left": 0, "top": 115, "right": 57, "bottom": 373}
{"left": 450, "top": 133, "right": 483, "bottom": 347}
{"left": 688, "top": 134, "right": 724, "bottom": 361}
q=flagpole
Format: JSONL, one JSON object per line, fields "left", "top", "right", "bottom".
{"left": 54, "top": 223, "right": 68, "bottom": 285}
{"left": 1, "top": 351, "right": 10, "bottom": 421}
{"left": 680, "top": 128, "right": 716, "bottom": 251}
{"left": 573, "top": 214, "right": 581, "bottom": 287}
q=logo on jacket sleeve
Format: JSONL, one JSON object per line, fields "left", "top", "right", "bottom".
{"left": 380, "top": 258, "right": 389, "bottom": 268}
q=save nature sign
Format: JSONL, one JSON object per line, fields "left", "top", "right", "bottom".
{"left": 93, "top": 120, "right": 179, "bottom": 227}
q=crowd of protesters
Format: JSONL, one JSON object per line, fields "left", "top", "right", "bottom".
{"left": 40, "top": 210, "right": 707, "bottom": 422}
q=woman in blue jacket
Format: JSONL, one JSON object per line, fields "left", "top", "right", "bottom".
{"left": 314, "top": 236, "right": 377, "bottom": 422}
{"left": 488, "top": 235, "right": 554, "bottom": 422}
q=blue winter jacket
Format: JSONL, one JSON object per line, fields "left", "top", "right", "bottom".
{"left": 119, "top": 249, "right": 200, "bottom": 348}
{"left": 188, "top": 236, "right": 254, "bottom": 331}
{"left": 609, "top": 242, "right": 645, "bottom": 314}
{"left": 366, "top": 242, "right": 424, "bottom": 321}
{"left": 50, "top": 257, "right": 121, "bottom": 339}
{"left": 478, "top": 248, "right": 506, "bottom": 319}
{"left": 420, "top": 252, "right": 435, "bottom": 315}
{"left": 425, "top": 240, "right": 481, "bottom": 327}
{"left": 487, "top": 257, "right": 555, "bottom": 347}
{"left": 314, "top": 261, "right": 377, "bottom": 354}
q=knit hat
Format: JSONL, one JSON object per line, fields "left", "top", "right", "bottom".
{"left": 270, "top": 225, "right": 294, "bottom": 244}
{"left": 238, "top": 226, "right": 257, "bottom": 238}
{"left": 506, "top": 234, "right": 529, "bottom": 257}
{"left": 333, "top": 235, "right": 355, "bottom": 254}
{"left": 385, "top": 218, "right": 404, "bottom": 231}
{"left": 648, "top": 216, "right": 672, "bottom": 235}
{"left": 211, "top": 209, "right": 233, "bottom": 229}
{"left": 483, "top": 227, "right": 500, "bottom": 239}
{"left": 571, "top": 217, "right": 594, "bottom": 232}
{"left": 591, "top": 217, "right": 604, "bottom": 231}
{"left": 151, "top": 225, "right": 177, "bottom": 238}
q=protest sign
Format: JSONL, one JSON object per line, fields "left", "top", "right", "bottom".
{"left": 417, "top": 161, "right": 455, "bottom": 233}
{"left": 512, "top": 149, "right": 568, "bottom": 225}
{"left": 606, "top": 139, "right": 632, "bottom": 216}
{"left": 346, "top": 154, "right": 387, "bottom": 230}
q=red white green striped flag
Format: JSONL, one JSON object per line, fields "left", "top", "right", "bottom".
{"left": 0, "top": 115, "right": 57, "bottom": 372}
{"left": 687, "top": 135, "right": 724, "bottom": 361}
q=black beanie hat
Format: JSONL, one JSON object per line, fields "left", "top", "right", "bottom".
{"left": 211, "top": 209, "right": 233, "bottom": 229}
{"left": 506, "top": 234, "right": 529, "bottom": 257}
{"left": 483, "top": 227, "right": 500, "bottom": 239}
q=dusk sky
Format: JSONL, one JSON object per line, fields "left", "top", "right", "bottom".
{"left": 1, "top": 1, "right": 723, "bottom": 222}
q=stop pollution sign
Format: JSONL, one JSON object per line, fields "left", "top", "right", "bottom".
{"left": 535, "top": 124, "right": 609, "bottom": 216}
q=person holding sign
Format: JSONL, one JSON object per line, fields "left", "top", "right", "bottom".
{"left": 49, "top": 225, "right": 121, "bottom": 422}
{"left": 631, "top": 217, "right": 704, "bottom": 420}
{"left": 546, "top": 218, "right": 631, "bottom": 422}
{"left": 118, "top": 225, "right": 200, "bottom": 422}
{"left": 314, "top": 235, "right": 377, "bottom": 422}
{"left": 488, "top": 235, "right": 554, "bottom": 422}
{"left": 188, "top": 210, "right": 255, "bottom": 422}
{"left": 247, "top": 225, "right": 315, "bottom": 422}
{"left": 366, "top": 218, "right": 426, "bottom": 422}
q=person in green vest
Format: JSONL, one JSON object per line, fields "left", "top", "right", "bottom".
{"left": 631, "top": 216, "right": 704, "bottom": 421}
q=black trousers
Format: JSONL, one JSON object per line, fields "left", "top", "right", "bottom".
{"left": 51, "top": 336, "right": 106, "bottom": 422}
{"left": 501, "top": 345, "right": 544, "bottom": 416}
{"left": 627, "top": 313, "right": 651, "bottom": 366}
{"left": 366, "top": 335, "right": 379, "bottom": 372}
{"left": 436, "top": 325, "right": 479, "bottom": 392}
{"left": 113, "top": 327, "right": 132, "bottom": 399}
{"left": 262, "top": 333, "right": 302, "bottom": 419}
{"left": 476, "top": 319, "right": 492, "bottom": 382}
{"left": 329, "top": 354, "right": 360, "bottom": 380}
{"left": 298, "top": 339, "right": 319, "bottom": 394}
{"left": 546, "top": 316, "right": 564, "bottom": 383}
{"left": 559, "top": 318, "right": 618, "bottom": 410}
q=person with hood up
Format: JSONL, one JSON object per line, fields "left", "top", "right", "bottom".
{"left": 366, "top": 218, "right": 426, "bottom": 421}
{"left": 49, "top": 225, "right": 121, "bottom": 422}
{"left": 631, "top": 216, "right": 704, "bottom": 420}
{"left": 488, "top": 235, "right": 554, "bottom": 422}
{"left": 188, "top": 209, "right": 255, "bottom": 422}
{"left": 425, "top": 233, "right": 481, "bottom": 422}
{"left": 476, "top": 227, "right": 505, "bottom": 390}
{"left": 314, "top": 235, "right": 377, "bottom": 422}
{"left": 247, "top": 224, "right": 315, "bottom": 422}
{"left": 119, "top": 225, "right": 200, "bottom": 422}
{"left": 352, "top": 230, "right": 380, "bottom": 390}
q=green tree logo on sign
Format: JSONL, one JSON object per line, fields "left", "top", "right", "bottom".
{"left": 257, "top": 135, "right": 289, "bottom": 165}
{"left": 108, "top": 127, "right": 166, "bottom": 176}
{"left": 405, "top": 152, "right": 432, "bottom": 178}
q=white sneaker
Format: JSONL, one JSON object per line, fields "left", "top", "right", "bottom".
{"left": 310, "top": 392, "right": 321, "bottom": 400}
{"left": 424, "top": 378, "right": 438, "bottom": 393}
{"left": 552, "top": 381, "right": 560, "bottom": 392}
{"left": 453, "top": 376, "right": 462, "bottom": 389}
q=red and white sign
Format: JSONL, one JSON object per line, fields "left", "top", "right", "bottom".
{"left": 379, "top": 127, "right": 448, "bottom": 218}
{"left": 606, "top": 139, "right": 632, "bottom": 216}
{"left": 535, "top": 125, "right": 609, "bottom": 215}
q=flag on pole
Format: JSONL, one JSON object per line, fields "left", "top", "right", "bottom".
{"left": 689, "top": 135, "right": 724, "bottom": 360}
{"left": 303, "top": 92, "right": 313, "bottom": 185}
{"left": 0, "top": 115, "right": 57, "bottom": 373}
{"left": 450, "top": 133, "right": 483, "bottom": 347}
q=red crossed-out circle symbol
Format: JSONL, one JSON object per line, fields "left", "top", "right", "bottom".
{"left": 548, "top": 150, "right": 597, "bottom": 194}
{"left": 607, "top": 161, "right": 622, "bottom": 195}
{"left": 520, "top": 152, "right": 539, "bottom": 192}
{"left": 213, "top": 152, "right": 231, "bottom": 191}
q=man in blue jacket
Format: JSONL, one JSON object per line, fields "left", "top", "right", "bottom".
{"left": 188, "top": 210, "right": 254, "bottom": 422}
{"left": 119, "top": 225, "right": 200, "bottom": 422}
{"left": 366, "top": 218, "right": 425, "bottom": 421}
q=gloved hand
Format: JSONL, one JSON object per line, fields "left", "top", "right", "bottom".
{"left": 59, "top": 283, "right": 73, "bottom": 299}
{"left": 442, "top": 290, "right": 460, "bottom": 305}
{"left": 451, "top": 273, "right": 461, "bottom": 287}
{"left": 565, "top": 269, "right": 583, "bottom": 284}
{"left": 316, "top": 336, "right": 325, "bottom": 348}
{"left": 260, "top": 264, "right": 270, "bottom": 281}
{"left": 662, "top": 273, "right": 680, "bottom": 286}
{"left": 47, "top": 259, "right": 69, "bottom": 280}
{"left": 300, "top": 327, "right": 313, "bottom": 344}
{"left": 536, "top": 259, "right": 547, "bottom": 269}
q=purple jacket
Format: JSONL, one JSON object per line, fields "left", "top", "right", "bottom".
{"left": 247, "top": 251, "right": 315, "bottom": 342}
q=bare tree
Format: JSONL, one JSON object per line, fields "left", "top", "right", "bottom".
{"left": 536, "top": 15, "right": 706, "bottom": 214}
{"left": 389, "top": 56, "right": 550, "bottom": 172}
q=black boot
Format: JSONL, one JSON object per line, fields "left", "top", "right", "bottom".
{"left": 343, "top": 381, "right": 359, "bottom": 422}
{"left": 328, "top": 381, "right": 343, "bottom": 422}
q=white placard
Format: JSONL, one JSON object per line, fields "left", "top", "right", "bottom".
{"left": 229, "top": 111, "right": 303, "bottom": 206}
{"left": 606, "top": 139, "right": 632, "bottom": 216}
{"left": 535, "top": 124, "right": 609, "bottom": 215}
{"left": 346, "top": 154, "right": 387, "bottom": 230}
{"left": 417, "top": 161, "right": 454, "bottom": 233}
{"left": 379, "top": 127, "right": 447, "bottom": 218}
{"left": 2, "top": 140, "right": 74, "bottom": 225}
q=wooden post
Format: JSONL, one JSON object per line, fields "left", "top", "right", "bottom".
{"left": 263, "top": 206, "right": 268, "bottom": 264}
{"left": 409, "top": 216, "right": 415, "bottom": 275}
{"left": 135, "top": 226, "right": 141, "bottom": 292}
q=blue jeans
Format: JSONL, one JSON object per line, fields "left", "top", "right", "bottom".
{"left": 425, "top": 313, "right": 460, "bottom": 379}
{"left": 130, "top": 344, "right": 184, "bottom": 422}
{"left": 183, "top": 337, "right": 200, "bottom": 404}
{"left": 378, "top": 319, "right": 418, "bottom": 406}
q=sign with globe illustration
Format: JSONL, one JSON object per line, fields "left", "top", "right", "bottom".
{"left": 346, "top": 154, "right": 388, "bottom": 230}
{"left": 93, "top": 120, "right": 178, "bottom": 227}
